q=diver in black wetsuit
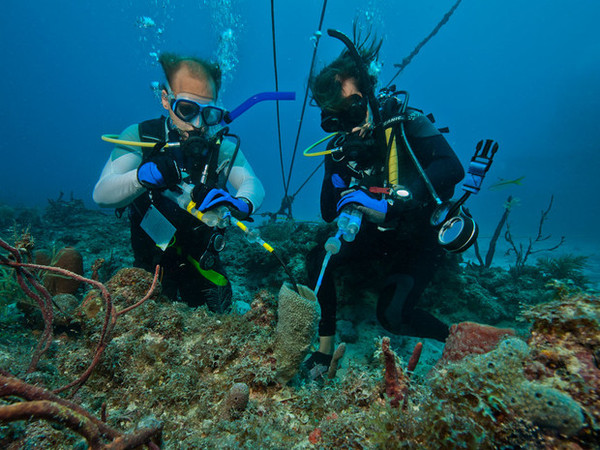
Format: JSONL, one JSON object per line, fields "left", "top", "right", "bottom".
{"left": 305, "top": 32, "right": 464, "bottom": 373}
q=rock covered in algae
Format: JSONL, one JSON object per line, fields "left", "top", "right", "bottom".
{"left": 274, "top": 282, "right": 320, "bottom": 384}
{"left": 77, "top": 267, "right": 161, "bottom": 320}
{"left": 423, "top": 336, "right": 585, "bottom": 444}
{"left": 522, "top": 293, "right": 600, "bottom": 431}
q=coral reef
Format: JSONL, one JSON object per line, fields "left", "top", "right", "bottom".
{"left": 0, "top": 374, "right": 163, "bottom": 449}
{"left": 43, "top": 192, "right": 88, "bottom": 227}
{"left": 536, "top": 254, "right": 590, "bottom": 288}
{"left": 1, "top": 202, "right": 599, "bottom": 448}
{"left": 417, "top": 336, "right": 585, "bottom": 447}
{"left": 379, "top": 338, "right": 422, "bottom": 408}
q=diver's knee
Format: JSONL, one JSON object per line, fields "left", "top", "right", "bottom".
{"left": 306, "top": 245, "right": 326, "bottom": 280}
{"left": 376, "top": 274, "right": 415, "bottom": 334}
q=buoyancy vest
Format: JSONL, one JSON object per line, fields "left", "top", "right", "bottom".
{"left": 129, "top": 117, "right": 223, "bottom": 260}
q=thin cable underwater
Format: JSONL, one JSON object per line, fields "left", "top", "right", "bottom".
{"left": 270, "top": 0, "right": 287, "bottom": 196}
{"left": 386, "top": 0, "right": 464, "bottom": 88}
{"left": 283, "top": 0, "right": 329, "bottom": 199}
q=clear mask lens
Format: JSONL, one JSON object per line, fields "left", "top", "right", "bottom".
{"left": 172, "top": 98, "right": 225, "bottom": 127}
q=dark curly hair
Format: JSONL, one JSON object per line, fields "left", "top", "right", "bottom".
{"left": 309, "top": 23, "right": 382, "bottom": 112}
{"left": 158, "top": 52, "right": 222, "bottom": 97}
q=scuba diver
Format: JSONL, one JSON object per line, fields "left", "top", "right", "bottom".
{"left": 93, "top": 52, "right": 264, "bottom": 312}
{"left": 305, "top": 29, "right": 465, "bottom": 376}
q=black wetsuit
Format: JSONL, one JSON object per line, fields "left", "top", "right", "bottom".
{"left": 307, "top": 105, "right": 464, "bottom": 341}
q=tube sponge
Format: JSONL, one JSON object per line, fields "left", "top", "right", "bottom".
{"left": 218, "top": 383, "right": 250, "bottom": 421}
{"left": 274, "top": 283, "right": 321, "bottom": 384}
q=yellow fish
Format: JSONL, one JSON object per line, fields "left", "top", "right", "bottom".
{"left": 488, "top": 176, "right": 525, "bottom": 191}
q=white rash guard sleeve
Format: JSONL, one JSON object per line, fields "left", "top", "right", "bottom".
{"left": 92, "top": 124, "right": 146, "bottom": 209}
{"left": 220, "top": 139, "right": 265, "bottom": 212}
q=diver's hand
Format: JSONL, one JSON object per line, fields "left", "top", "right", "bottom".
{"left": 195, "top": 188, "right": 251, "bottom": 217}
{"left": 336, "top": 189, "right": 387, "bottom": 224}
{"left": 137, "top": 155, "right": 181, "bottom": 189}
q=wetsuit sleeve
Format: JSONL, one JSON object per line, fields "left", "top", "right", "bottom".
{"left": 320, "top": 155, "right": 352, "bottom": 223}
{"left": 220, "top": 140, "right": 265, "bottom": 213}
{"left": 92, "top": 124, "right": 146, "bottom": 209}
{"left": 400, "top": 112, "right": 464, "bottom": 203}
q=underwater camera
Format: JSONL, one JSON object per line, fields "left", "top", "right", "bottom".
{"left": 430, "top": 201, "right": 478, "bottom": 253}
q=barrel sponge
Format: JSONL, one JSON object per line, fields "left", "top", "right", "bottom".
{"left": 516, "top": 381, "right": 584, "bottom": 437}
{"left": 274, "top": 283, "right": 321, "bottom": 384}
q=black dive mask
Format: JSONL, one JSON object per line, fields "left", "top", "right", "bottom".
{"left": 320, "top": 94, "right": 368, "bottom": 133}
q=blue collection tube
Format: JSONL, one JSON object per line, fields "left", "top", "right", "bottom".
{"left": 223, "top": 91, "right": 296, "bottom": 124}
{"left": 314, "top": 230, "right": 343, "bottom": 296}
{"left": 314, "top": 251, "right": 332, "bottom": 297}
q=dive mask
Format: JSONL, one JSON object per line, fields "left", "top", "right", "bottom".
{"left": 320, "top": 94, "right": 368, "bottom": 133}
{"left": 169, "top": 94, "right": 226, "bottom": 127}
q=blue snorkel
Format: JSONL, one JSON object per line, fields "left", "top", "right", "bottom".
{"left": 221, "top": 91, "right": 295, "bottom": 125}
{"left": 215, "top": 90, "right": 295, "bottom": 201}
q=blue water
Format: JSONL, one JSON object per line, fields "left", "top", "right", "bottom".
{"left": 2, "top": 0, "right": 599, "bottom": 262}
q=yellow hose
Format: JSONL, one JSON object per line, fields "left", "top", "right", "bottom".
{"left": 303, "top": 133, "right": 339, "bottom": 157}
{"left": 101, "top": 134, "right": 175, "bottom": 148}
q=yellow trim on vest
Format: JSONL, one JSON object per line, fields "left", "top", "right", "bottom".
{"left": 386, "top": 128, "right": 399, "bottom": 185}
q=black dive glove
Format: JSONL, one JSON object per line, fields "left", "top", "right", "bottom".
{"left": 137, "top": 154, "right": 182, "bottom": 190}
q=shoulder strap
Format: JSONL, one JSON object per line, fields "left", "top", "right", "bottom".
{"left": 138, "top": 117, "right": 168, "bottom": 144}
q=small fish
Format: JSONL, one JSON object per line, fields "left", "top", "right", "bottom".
{"left": 488, "top": 176, "right": 525, "bottom": 191}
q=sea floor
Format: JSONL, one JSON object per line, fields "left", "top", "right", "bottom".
{"left": 1, "top": 200, "right": 598, "bottom": 448}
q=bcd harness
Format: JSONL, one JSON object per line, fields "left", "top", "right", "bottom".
{"left": 132, "top": 117, "right": 231, "bottom": 286}
{"left": 333, "top": 89, "right": 499, "bottom": 253}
